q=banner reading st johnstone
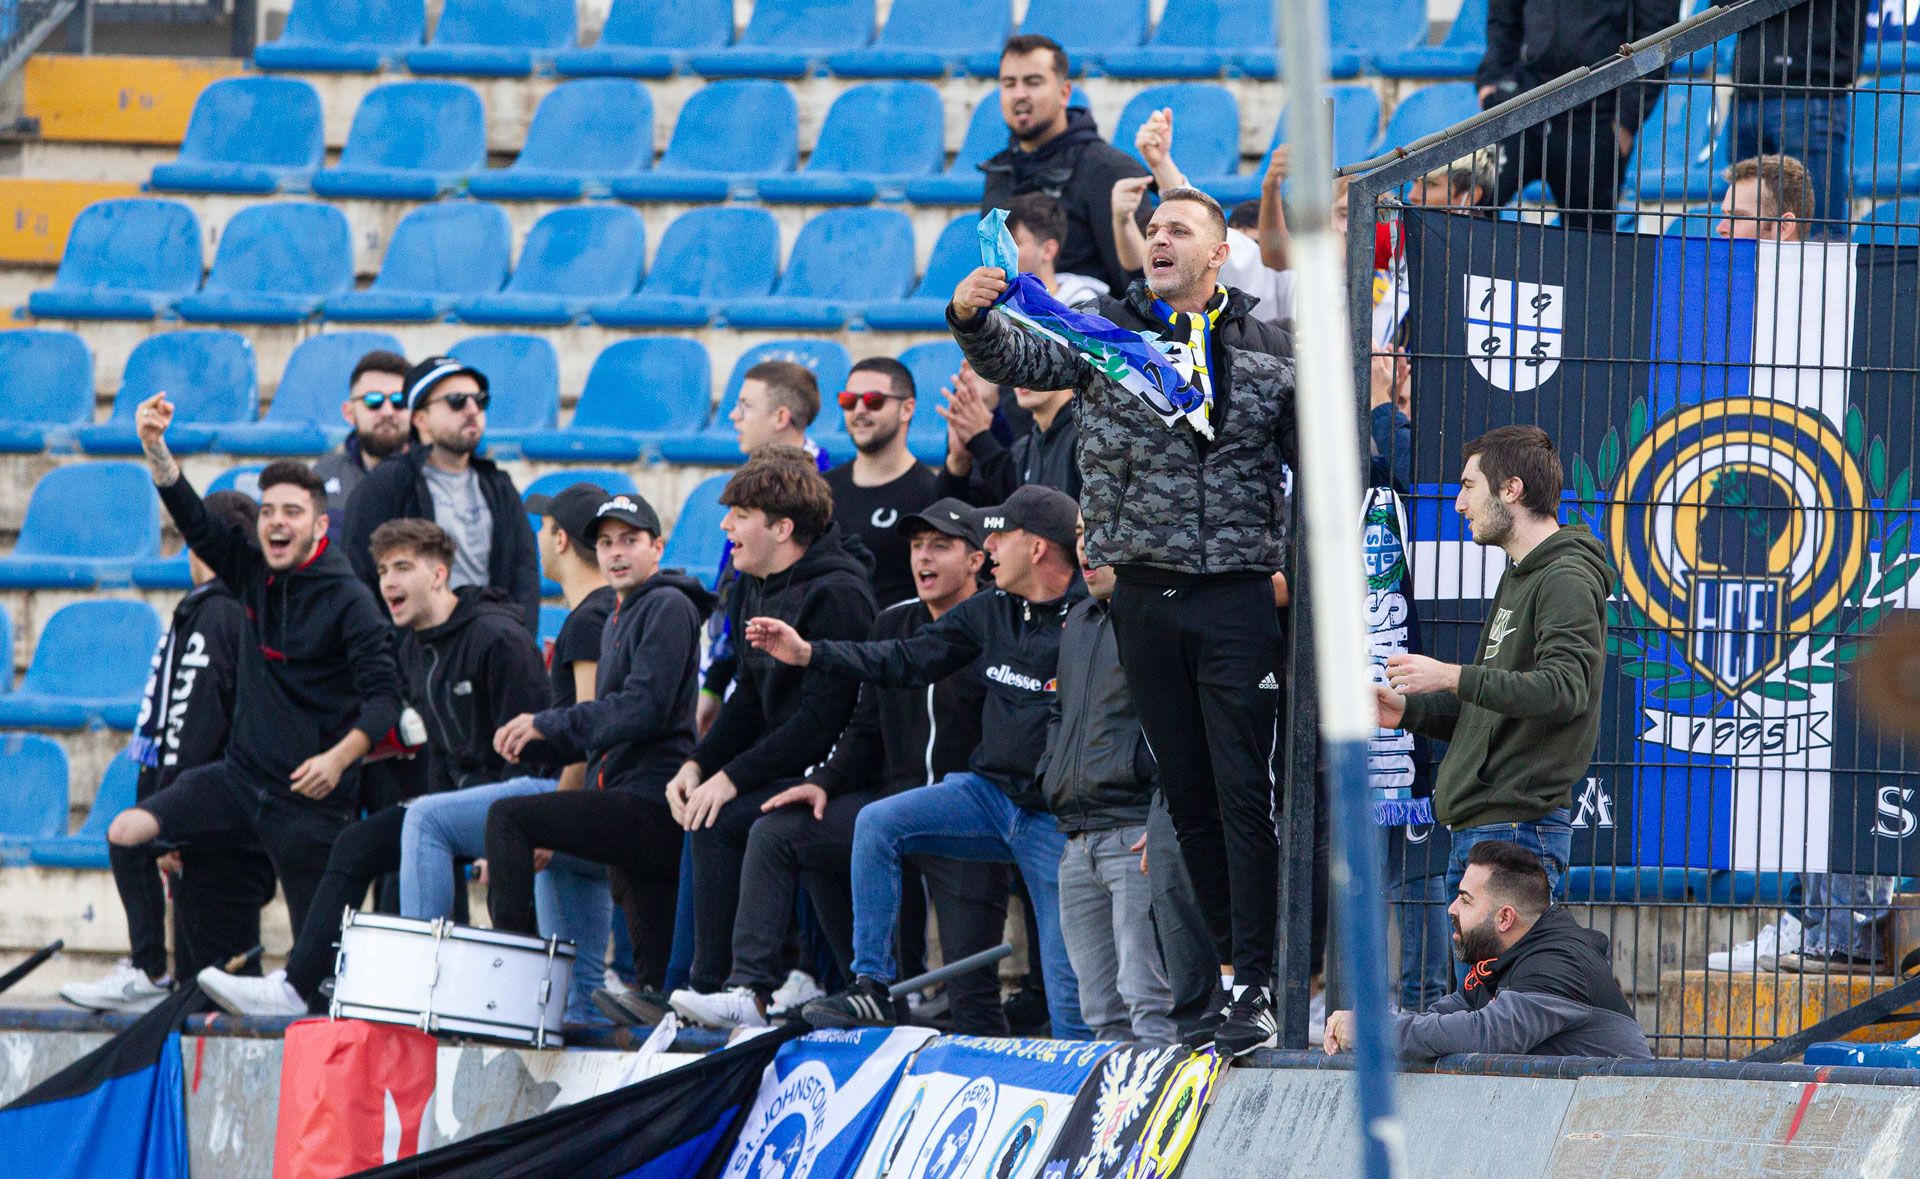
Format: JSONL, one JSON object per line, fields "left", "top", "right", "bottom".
{"left": 1403, "top": 208, "right": 1920, "bottom": 875}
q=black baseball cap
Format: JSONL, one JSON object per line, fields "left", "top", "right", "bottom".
{"left": 403, "top": 355, "right": 489, "bottom": 410}
{"left": 898, "top": 497, "right": 983, "bottom": 548}
{"left": 968, "top": 484, "right": 1079, "bottom": 553}
{"left": 589, "top": 490, "right": 663, "bottom": 539}
{"left": 525, "top": 483, "right": 606, "bottom": 551}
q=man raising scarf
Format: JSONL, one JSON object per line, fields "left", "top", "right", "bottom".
{"left": 948, "top": 186, "right": 1298, "bottom": 1057}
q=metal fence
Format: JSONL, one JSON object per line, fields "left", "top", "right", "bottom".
{"left": 1319, "top": 0, "right": 1920, "bottom": 1060}
{"left": 0, "top": 0, "right": 90, "bottom": 83}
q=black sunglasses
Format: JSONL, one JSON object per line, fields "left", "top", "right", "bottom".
{"left": 358, "top": 392, "right": 407, "bottom": 410}
{"left": 431, "top": 392, "right": 491, "bottom": 413}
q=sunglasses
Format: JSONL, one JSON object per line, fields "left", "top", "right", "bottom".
{"left": 358, "top": 392, "right": 407, "bottom": 410}
{"left": 431, "top": 392, "right": 491, "bottom": 413}
{"left": 837, "top": 391, "right": 905, "bottom": 411}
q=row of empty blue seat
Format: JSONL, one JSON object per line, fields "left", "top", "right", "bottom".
{"left": 253, "top": 0, "right": 1471, "bottom": 81}
{"left": 0, "top": 740, "right": 138, "bottom": 869}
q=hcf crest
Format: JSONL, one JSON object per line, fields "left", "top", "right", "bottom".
{"left": 1608, "top": 397, "right": 1869, "bottom": 697}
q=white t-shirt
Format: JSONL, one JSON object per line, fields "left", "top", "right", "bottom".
{"left": 1052, "top": 271, "right": 1108, "bottom": 309}
{"left": 1218, "top": 228, "right": 1294, "bottom": 328}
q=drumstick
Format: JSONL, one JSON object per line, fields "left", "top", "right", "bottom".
{"left": 221, "top": 944, "right": 266, "bottom": 975}
{"left": 886, "top": 943, "right": 1014, "bottom": 999}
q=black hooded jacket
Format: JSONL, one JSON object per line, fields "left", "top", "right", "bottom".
{"left": 343, "top": 445, "right": 540, "bottom": 634}
{"left": 1394, "top": 907, "right": 1651, "bottom": 1060}
{"left": 130, "top": 580, "right": 247, "bottom": 794}
{"left": 396, "top": 586, "right": 552, "bottom": 794}
{"left": 533, "top": 570, "right": 713, "bottom": 801}
{"left": 694, "top": 526, "right": 878, "bottom": 792}
{"left": 1478, "top": 0, "right": 1676, "bottom": 128}
{"left": 158, "top": 478, "right": 402, "bottom": 801}
{"left": 1733, "top": 0, "right": 1865, "bottom": 93}
{"left": 981, "top": 106, "right": 1150, "bottom": 296}
{"left": 940, "top": 397, "right": 1082, "bottom": 506}
{"left": 809, "top": 582, "right": 1086, "bottom": 811}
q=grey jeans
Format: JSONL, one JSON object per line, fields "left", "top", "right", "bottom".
{"left": 1059, "top": 824, "right": 1179, "bottom": 1045}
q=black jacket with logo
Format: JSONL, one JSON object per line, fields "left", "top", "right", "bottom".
{"left": 981, "top": 106, "right": 1150, "bottom": 297}
{"left": 533, "top": 571, "right": 713, "bottom": 800}
{"left": 1037, "top": 597, "right": 1156, "bottom": 833}
{"left": 809, "top": 582, "right": 1086, "bottom": 811}
{"left": 342, "top": 445, "right": 540, "bottom": 634}
{"left": 130, "top": 581, "right": 247, "bottom": 795}
{"left": 396, "top": 586, "right": 552, "bottom": 794}
{"left": 695, "top": 526, "right": 878, "bottom": 792}
{"left": 941, "top": 397, "right": 1082, "bottom": 506}
{"left": 159, "top": 478, "right": 402, "bottom": 803}
{"left": 808, "top": 598, "right": 987, "bottom": 799}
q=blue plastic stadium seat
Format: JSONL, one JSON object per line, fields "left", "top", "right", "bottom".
{"left": 149, "top": 77, "right": 325, "bottom": 195}
{"left": 688, "top": 0, "right": 874, "bottom": 77}
{"left": 538, "top": 603, "right": 566, "bottom": 642}
{"left": 898, "top": 340, "right": 963, "bottom": 463}
{"left": 1100, "top": 0, "right": 1271, "bottom": 79}
{"left": 214, "top": 330, "right": 404, "bottom": 454}
{"left": 28, "top": 199, "right": 203, "bottom": 320}
{"left": 1625, "top": 87, "right": 1731, "bottom": 202}
{"left": 1660, "top": 205, "right": 1721, "bottom": 236}
{"left": 0, "top": 605, "right": 10, "bottom": 688}
{"left": 1668, "top": 0, "right": 1736, "bottom": 78}
{"left": 130, "top": 466, "right": 266, "bottom": 589}
{"left": 756, "top": 82, "right": 945, "bottom": 203}
{"left": 404, "top": 0, "right": 575, "bottom": 76}
{"left": 1861, "top": 27, "right": 1920, "bottom": 75}
{"left": 522, "top": 468, "right": 639, "bottom": 595}
{"left": 963, "top": 0, "right": 1147, "bottom": 75}
{"left": 325, "top": 202, "right": 512, "bottom": 322}
{"left": 1209, "top": 85, "right": 1380, "bottom": 205}
{"left": 254, "top": 0, "right": 425, "bottom": 71}
{"left": 455, "top": 206, "right": 645, "bottom": 326}
{"left": 659, "top": 340, "right": 851, "bottom": 465}
{"left": 1804, "top": 1042, "right": 1920, "bottom": 1069}
{"left": 555, "top": 0, "right": 731, "bottom": 77}
{"left": 903, "top": 96, "right": 1004, "bottom": 205}
{"left": 0, "top": 463, "right": 159, "bottom": 588}
{"left": 28, "top": 753, "right": 140, "bottom": 869}
{"left": 0, "top": 603, "right": 161, "bottom": 729}
{"left": 592, "top": 207, "right": 778, "bottom": 328}
{"left": 1113, "top": 84, "right": 1241, "bottom": 195}
{"left": 172, "top": 202, "right": 352, "bottom": 324}
{"left": 448, "top": 334, "right": 559, "bottom": 451}
{"left": 1851, "top": 76, "right": 1920, "bottom": 197}
{"left": 1375, "top": 0, "right": 1488, "bottom": 78}
{"left": 311, "top": 82, "right": 487, "bottom": 200}
{"left": 0, "top": 330, "right": 93, "bottom": 451}
{"left": 827, "top": 0, "right": 1012, "bottom": 77}
{"left": 0, "top": 734, "right": 69, "bottom": 861}
{"left": 467, "top": 81, "right": 652, "bottom": 200}
{"left": 725, "top": 208, "right": 916, "bottom": 330}
{"left": 611, "top": 81, "right": 797, "bottom": 202}
{"left": 1381, "top": 82, "right": 1480, "bottom": 153}
{"left": 1561, "top": 867, "right": 1705, "bottom": 903}
{"left": 76, "top": 331, "right": 256, "bottom": 455}
{"left": 1240, "top": 0, "right": 1419, "bottom": 78}
{"left": 866, "top": 216, "right": 979, "bottom": 330}
{"left": 660, "top": 474, "right": 733, "bottom": 588}
{"left": 520, "top": 338, "right": 711, "bottom": 462}
{"left": 1855, "top": 198, "right": 1920, "bottom": 245}
{"left": 1701, "top": 871, "right": 1800, "bottom": 906}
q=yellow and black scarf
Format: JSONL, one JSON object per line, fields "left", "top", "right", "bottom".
{"left": 1149, "top": 285, "right": 1229, "bottom": 438}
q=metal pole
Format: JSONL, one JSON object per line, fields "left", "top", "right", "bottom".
{"left": 1274, "top": 1, "right": 1403, "bottom": 1176}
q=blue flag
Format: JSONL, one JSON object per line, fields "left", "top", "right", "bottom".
{"left": 720, "top": 1027, "right": 934, "bottom": 1179}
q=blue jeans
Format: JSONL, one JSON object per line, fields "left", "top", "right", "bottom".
{"left": 536, "top": 852, "right": 611, "bottom": 1023}
{"left": 1445, "top": 808, "right": 1573, "bottom": 902}
{"left": 1731, "top": 95, "right": 1851, "bottom": 236}
{"left": 399, "top": 777, "right": 555, "bottom": 919}
{"left": 1801, "top": 873, "right": 1895, "bottom": 961}
{"left": 1390, "top": 874, "right": 1453, "bottom": 1011}
{"left": 850, "top": 772, "right": 1089, "bottom": 1039}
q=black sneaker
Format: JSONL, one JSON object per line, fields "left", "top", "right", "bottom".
{"left": 1002, "top": 985, "right": 1049, "bottom": 1034}
{"left": 592, "top": 987, "right": 671, "bottom": 1028}
{"left": 1180, "top": 988, "right": 1231, "bottom": 1049}
{"left": 802, "top": 975, "right": 896, "bottom": 1029}
{"left": 1214, "top": 987, "right": 1277, "bottom": 1058}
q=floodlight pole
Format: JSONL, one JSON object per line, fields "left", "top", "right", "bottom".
{"left": 1274, "top": 1, "right": 1405, "bottom": 1177}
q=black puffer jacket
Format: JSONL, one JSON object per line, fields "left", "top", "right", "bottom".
{"left": 981, "top": 106, "right": 1150, "bottom": 296}
{"left": 1037, "top": 597, "right": 1155, "bottom": 832}
{"left": 396, "top": 586, "right": 551, "bottom": 794}
{"left": 951, "top": 283, "right": 1297, "bottom": 577}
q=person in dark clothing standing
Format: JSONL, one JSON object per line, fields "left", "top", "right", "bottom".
{"left": 666, "top": 500, "right": 1011, "bottom": 1032}
{"left": 822, "top": 357, "right": 941, "bottom": 607}
{"left": 61, "top": 491, "right": 277, "bottom": 1014}
{"left": 196, "top": 519, "right": 551, "bottom": 1015}
{"left": 1478, "top": 0, "right": 1678, "bottom": 229}
{"left": 982, "top": 34, "right": 1149, "bottom": 296}
{"left": 1325, "top": 841, "right": 1649, "bottom": 1059}
{"left": 487, "top": 490, "right": 713, "bottom": 988}
{"left": 664, "top": 449, "right": 878, "bottom": 1003}
{"left": 940, "top": 382, "right": 1079, "bottom": 506}
{"left": 1730, "top": 0, "right": 1865, "bottom": 236}
{"left": 949, "top": 188, "right": 1296, "bottom": 1056}
{"left": 116, "top": 396, "right": 404, "bottom": 954}
{"left": 343, "top": 355, "right": 540, "bottom": 633}
{"left": 314, "top": 349, "right": 411, "bottom": 520}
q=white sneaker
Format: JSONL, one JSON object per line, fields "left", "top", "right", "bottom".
{"left": 767, "top": 970, "right": 824, "bottom": 1017}
{"left": 60, "top": 959, "right": 171, "bottom": 1014}
{"left": 1706, "top": 914, "right": 1804, "bottom": 971}
{"left": 670, "top": 986, "right": 769, "bottom": 1030}
{"left": 197, "top": 967, "right": 306, "bottom": 1017}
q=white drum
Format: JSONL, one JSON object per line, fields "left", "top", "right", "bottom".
{"left": 328, "top": 910, "right": 575, "bottom": 1048}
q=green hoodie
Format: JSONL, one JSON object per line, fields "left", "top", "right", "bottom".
{"left": 1402, "top": 524, "right": 1615, "bottom": 831}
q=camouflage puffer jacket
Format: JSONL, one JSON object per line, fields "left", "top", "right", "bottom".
{"left": 949, "top": 282, "right": 1296, "bottom": 576}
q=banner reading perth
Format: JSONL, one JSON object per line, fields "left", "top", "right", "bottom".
{"left": 1403, "top": 207, "right": 1920, "bottom": 876}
